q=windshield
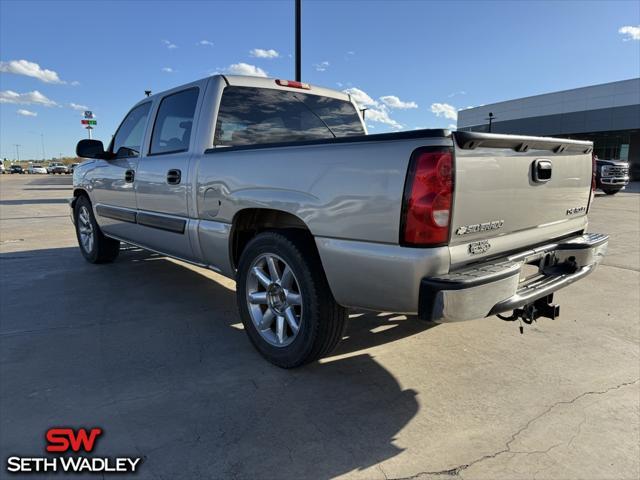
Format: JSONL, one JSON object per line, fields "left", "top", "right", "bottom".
{"left": 214, "top": 86, "right": 365, "bottom": 147}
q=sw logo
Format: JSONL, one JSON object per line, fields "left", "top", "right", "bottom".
{"left": 5, "top": 427, "right": 142, "bottom": 474}
{"left": 46, "top": 427, "right": 102, "bottom": 452}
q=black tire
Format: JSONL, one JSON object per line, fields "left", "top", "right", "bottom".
{"left": 236, "top": 231, "right": 347, "bottom": 368}
{"left": 73, "top": 195, "right": 120, "bottom": 263}
{"left": 602, "top": 188, "right": 621, "bottom": 195}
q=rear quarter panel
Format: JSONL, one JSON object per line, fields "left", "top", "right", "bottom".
{"left": 194, "top": 137, "right": 452, "bottom": 245}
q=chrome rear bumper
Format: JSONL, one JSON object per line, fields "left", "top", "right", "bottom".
{"left": 420, "top": 233, "right": 608, "bottom": 323}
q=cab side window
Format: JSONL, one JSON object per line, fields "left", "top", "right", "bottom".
{"left": 112, "top": 102, "right": 151, "bottom": 158}
{"left": 150, "top": 88, "right": 199, "bottom": 155}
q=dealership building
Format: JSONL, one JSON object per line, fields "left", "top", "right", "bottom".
{"left": 457, "top": 78, "right": 640, "bottom": 178}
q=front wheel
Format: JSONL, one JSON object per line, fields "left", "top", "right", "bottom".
{"left": 74, "top": 196, "right": 120, "bottom": 263}
{"left": 236, "top": 231, "right": 347, "bottom": 368}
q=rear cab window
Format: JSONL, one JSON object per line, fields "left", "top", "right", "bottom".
{"left": 150, "top": 87, "right": 199, "bottom": 155}
{"left": 214, "top": 86, "right": 365, "bottom": 147}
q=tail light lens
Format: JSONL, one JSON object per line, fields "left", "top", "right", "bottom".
{"left": 401, "top": 147, "right": 454, "bottom": 246}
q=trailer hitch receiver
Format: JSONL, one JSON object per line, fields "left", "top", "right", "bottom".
{"left": 498, "top": 294, "right": 560, "bottom": 324}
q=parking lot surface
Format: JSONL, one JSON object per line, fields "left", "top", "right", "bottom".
{"left": 1, "top": 174, "right": 638, "bottom": 480}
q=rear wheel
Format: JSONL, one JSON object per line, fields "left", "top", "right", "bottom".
{"left": 236, "top": 231, "right": 346, "bottom": 368}
{"left": 74, "top": 195, "right": 120, "bottom": 263}
{"left": 602, "top": 188, "right": 622, "bottom": 195}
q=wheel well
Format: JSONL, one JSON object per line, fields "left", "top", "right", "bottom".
{"left": 73, "top": 188, "right": 89, "bottom": 199}
{"left": 231, "top": 209, "right": 313, "bottom": 269}
{"left": 71, "top": 188, "right": 89, "bottom": 209}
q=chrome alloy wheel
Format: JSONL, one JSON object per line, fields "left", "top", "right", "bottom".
{"left": 246, "top": 253, "right": 303, "bottom": 347}
{"left": 77, "top": 205, "right": 94, "bottom": 254}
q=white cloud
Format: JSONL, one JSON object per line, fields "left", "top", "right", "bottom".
{"left": 314, "top": 61, "right": 330, "bottom": 72}
{"left": 0, "top": 90, "right": 57, "bottom": 107}
{"left": 448, "top": 123, "right": 457, "bottom": 130}
{"left": 17, "top": 109, "right": 37, "bottom": 117}
{"left": 161, "top": 67, "right": 174, "bottom": 73}
{"left": 344, "top": 87, "right": 403, "bottom": 129}
{"left": 198, "top": 40, "right": 214, "bottom": 46}
{"left": 380, "top": 95, "right": 418, "bottom": 109}
{"left": 162, "top": 39, "right": 177, "bottom": 49}
{"left": 225, "top": 63, "right": 268, "bottom": 77}
{"left": 250, "top": 48, "right": 279, "bottom": 59}
{"left": 347, "top": 51, "right": 355, "bottom": 55}
{"left": 69, "top": 103, "right": 89, "bottom": 111}
{"left": 447, "top": 90, "right": 467, "bottom": 98}
{"left": 430, "top": 102, "right": 458, "bottom": 121}
{"left": 0, "top": 59, "right": 64, "bottom": 84}
{"left": 365, "top": 107, "right": 402, "bottom": 129}
{"left": 70, "top": 80, "right": 81, "bottom": 86}
{"left": 619, "top": 25, "right": 640, "bottom": 41}
{"left": 343, "top": 87, "right": 377, "bottom": 107}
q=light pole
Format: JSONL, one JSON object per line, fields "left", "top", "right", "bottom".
{"left": 13, "top": 144, "right": 21, "bottom": 162}
{"left": 40, "top": 133, "right": 46, "bottom": 161}
{"left": 295, "top": 0, "right": 301, "bottom": 82}
{"left": 486, "top": 112, "right": 496, "bottom": 133}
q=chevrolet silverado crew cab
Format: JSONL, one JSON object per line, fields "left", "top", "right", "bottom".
{"left": 72, "top": 75, "right": 608, "bottom": 368}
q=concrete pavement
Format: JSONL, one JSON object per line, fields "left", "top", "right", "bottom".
{"left": 1, "top": 174, "right": 638, "bottom": 479}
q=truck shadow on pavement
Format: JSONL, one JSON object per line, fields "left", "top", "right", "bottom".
{"left": 0, "top": 246, "right": 428, "bottom": 479}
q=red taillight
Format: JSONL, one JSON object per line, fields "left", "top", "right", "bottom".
{"left": 275, "top": 79, "right": 311, "bottom": 90}
{"left": 401, "top": 148, "right": 454, "bottom": 246}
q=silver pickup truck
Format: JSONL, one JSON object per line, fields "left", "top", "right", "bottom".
{"left": 72, "top": 75, "right": 608, "bottom": 367}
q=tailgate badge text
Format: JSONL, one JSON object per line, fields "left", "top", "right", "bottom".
{"left": 456, "top": 220, "right": 504, "bottom": 236}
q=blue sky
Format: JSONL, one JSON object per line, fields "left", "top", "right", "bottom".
{"left": 1, "top": 0, "right": 638, "bottom": 160}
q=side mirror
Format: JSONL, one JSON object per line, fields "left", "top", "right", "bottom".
{"left": 76, "top": 139, "right": 108, "bottom": 159}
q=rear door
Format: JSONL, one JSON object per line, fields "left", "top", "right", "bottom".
{"left": 134, "top": 87, "right": 201, "bottom": 260}
{"left": 449, "top": 132, "right": 593, "bottom": 267}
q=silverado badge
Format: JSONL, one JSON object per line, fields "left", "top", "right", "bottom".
{"left": 456, "top": 220, "right": 504, "bottom": 236}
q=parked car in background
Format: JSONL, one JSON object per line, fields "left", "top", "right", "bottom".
{"left": 595, "top": 156, "right": 629, "bottom": 195}
{"left": 73, "top": 74, "right": 608, "bottom": 368}
{"left": 9, "top": 165, "right": 24, "bottom": 174}
{"left": 28, "top": 164, "right": 48, "bottom": 174}
{"left": 47, "top": 163, "right": 69, "bottom": 174}
{"left": 69, "top": 163, "right": 80, "bottom": 174}
{"left": 0, "top": 164, "right": 5, "bottom": 174}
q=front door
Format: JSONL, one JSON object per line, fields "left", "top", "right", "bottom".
{"left": 134, "top": 87, "right": 200, "bottom": 261}
{"left": 90, "top": 102, "right": 151, "bottom": 240}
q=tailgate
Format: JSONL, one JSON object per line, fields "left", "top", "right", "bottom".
{"left": 450, "top": 132, "right": 593, "bottom": 264}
